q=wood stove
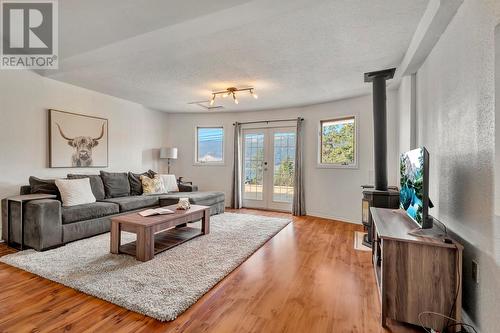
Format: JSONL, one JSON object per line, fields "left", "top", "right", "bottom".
{"left": 361, "top": 186, "right": 399, "bottom": 247}
{"left": 361, "top": 68, "right": 400, "bottom": 247}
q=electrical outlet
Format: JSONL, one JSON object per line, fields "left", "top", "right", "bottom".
{"left": 472, "top": 259, "right": 479, "bottom": 284}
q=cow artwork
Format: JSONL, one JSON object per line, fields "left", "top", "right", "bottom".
{"left": 49, "top": 110, "right": 108, "bottom": 168}
{"left": 56, "top": 123, "right": 105, "bottom": 167}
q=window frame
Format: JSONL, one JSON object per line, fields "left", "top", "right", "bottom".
{"left": 194, "top": 126, "right": 225, "bottom": 166}
{"left": 317, "top": 115, "right": 358, "bottom": 169}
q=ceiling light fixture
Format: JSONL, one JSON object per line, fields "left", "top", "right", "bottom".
{"left": 250, "top": 89, "right": 258, "bottom": 99}
{"left": 209, "top": 87, "right": 258, "bottom": 105}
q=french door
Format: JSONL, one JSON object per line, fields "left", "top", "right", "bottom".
{"left": 242, "top": 127, "right": 296, "bottom": 211}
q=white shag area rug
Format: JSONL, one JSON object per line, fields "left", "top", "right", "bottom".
{"left": 0, "top": 213, "right": 290, "bottom": 321}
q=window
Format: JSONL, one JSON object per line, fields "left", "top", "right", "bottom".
{"left": 319, "top": 116, "right": 356, "bottom": 167}
{"left": 195, "top": 127, "right": 224, "bottom": 164}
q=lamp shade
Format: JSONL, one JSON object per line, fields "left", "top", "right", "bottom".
{"left": 160, "top": 147, "right": 178, "bottom": 159}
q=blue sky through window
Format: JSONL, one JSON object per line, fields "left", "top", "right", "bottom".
{"left": 197, "top": 127, "right": 223, "bottom": 162}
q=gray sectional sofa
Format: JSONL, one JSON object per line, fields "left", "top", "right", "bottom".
{"left": 2, "top": 171, "right": 225, "bottom": 251}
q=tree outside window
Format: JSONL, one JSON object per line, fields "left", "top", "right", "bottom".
{"left": 320, "top": 117, "right": 356, "bottom": 167}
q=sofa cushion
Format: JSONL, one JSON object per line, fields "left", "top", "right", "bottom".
{"left": 128, "top": 171, "right": 149, "bottom": 196}
{"left": 56, "top": 178, "right": 96, "bottom": 207}
{"left": 100, "top": 171, "right": 130, "bottom": 198}
{"left": 159, "top": 174, "right": 179, "bottom": 192}
{"left": 178, "top": 183, "right": 198, "bottom": 192}
{"left": 63, "top": 216, "right": 111, "bottom": 243}
{"left": 62, "top": 202, "right": 119, "bottom": 224}
{"left": 67, "top": 174, "right": 106, "bottom": 200}
{"left": 159, "top": 191, "right": 224, "bottom": 207}
{"left": 29, "top": 176, "right": 61, "bottom": 199}
{"left": 140, "top": 174, "right": 164, "bottom": 195}
{"left": 102, "top": 195, "right": 159, "bottom": 212}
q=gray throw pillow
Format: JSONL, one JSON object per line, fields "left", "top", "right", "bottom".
{"left": 128, "top": 171, "right": 150, "bottom": 196}
{"left": 67, "top": 174, "right": 106, "bottom": 201}
{"left": 29, "top": 176, "right": 61, "bottom": 199}
{"left": 100, "top": 171, "right": 130, "bottom": 198}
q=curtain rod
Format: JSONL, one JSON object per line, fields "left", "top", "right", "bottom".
{"left": 233, "top": 118, "right": 304, "bottom": 126}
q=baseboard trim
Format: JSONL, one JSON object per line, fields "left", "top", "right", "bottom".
{"left": 306, "top": 211, "right": 361, "bottom": 225}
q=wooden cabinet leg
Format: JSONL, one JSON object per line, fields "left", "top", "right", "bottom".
{"left": 381, "top": 315, "right": 387, "bottom": 328}
{"left": 110, "top": 221, "right": 120, "bottom": 254}
{"left": 136, "top": 227, "right": 154, "bottom": 262}
{"left": 202, "top": 209, "right": 210, "bottom": 234}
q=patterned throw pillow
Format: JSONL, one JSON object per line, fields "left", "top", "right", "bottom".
{"left": 140, "top": 174, "right": 163, "bottom": 195}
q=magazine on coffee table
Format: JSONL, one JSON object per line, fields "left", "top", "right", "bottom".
{"left": 139, "top": 207, "right": 174, "bottom": 217}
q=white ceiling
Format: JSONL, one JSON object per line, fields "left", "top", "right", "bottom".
{"left": 43, "top": 0, "right": 429, "bottom": 112}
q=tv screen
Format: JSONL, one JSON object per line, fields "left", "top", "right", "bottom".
{"left": 399, "top": 147, "right": 430, "bottom": 227}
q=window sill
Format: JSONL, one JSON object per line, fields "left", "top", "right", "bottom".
{"left": 193, "top": 162, "right": 226, "bottom": 167}
{"left": 316, "top": 163, "right": 358, "bottom": 169}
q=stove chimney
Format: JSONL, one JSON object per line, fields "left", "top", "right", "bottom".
{"left": 364, "top": 68, "right": 396, "bottom": 191}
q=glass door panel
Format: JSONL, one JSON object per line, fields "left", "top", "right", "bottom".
{"left": 243, "top": 131, "right": 266, "bottom": 207}
{"left": 272, "top": 131, "right": 296, "bottom": 203}
{"left": 242, "top": 127, "right": 296, "bottom": 211}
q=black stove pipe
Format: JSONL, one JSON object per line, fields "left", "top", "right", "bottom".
{"left": 364, "top": 68, "right": 396, "bottom": 191}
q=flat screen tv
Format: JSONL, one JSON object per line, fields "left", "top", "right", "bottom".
{"left": 399, "top": 147, "right": 432, "bottom": 229}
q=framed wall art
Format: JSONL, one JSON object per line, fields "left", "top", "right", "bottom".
{"left": 49, "top": 109, "right": 108, "bottom": 168}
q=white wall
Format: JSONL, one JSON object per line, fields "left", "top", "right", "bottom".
{"left": 167, "top": 92, "right": 399, "bottom": 224}
{"left": 0, "top": 70, "right": 170, "bottom": 230}
{"left": 495, "top": 25, "right": 500, "bottom": 217}
{"left": 408, "top": 0, "right": 499, "bottom": 331}
{"left": 397, "top": 74, "right": 416, "bottom": 154}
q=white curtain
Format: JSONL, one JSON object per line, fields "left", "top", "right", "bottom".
{"left": 231, "top": 122, "right": 243, "bottom": 209}
{"left": 293, "top": 118, "right": 305, "bottom": 216}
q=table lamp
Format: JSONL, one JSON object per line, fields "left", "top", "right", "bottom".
{"left": 160, "top": 147, "right": 178, "bottom": 174}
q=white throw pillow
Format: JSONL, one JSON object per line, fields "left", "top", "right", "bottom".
{"left": 159, "top": 174, "right": 179, "bottom": 193}
{"left": 55, "top": 178, "right": 96, "bottom": 207}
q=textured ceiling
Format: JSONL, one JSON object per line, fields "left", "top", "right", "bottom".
{"left": 44, "top": 0, "right": 429, "bottom": 112}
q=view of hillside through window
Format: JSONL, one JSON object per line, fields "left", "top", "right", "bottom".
{"left": 197, "top": 127, "right": 224, "bottom": 163}
{"left": 320, "top": 117, "right": 355, "bottom": 166}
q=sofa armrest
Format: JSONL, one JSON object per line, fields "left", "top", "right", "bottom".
{"left": 20, "top": 185, "right": 32, "bottom": 195}
{"left": 178, "top": 183, "right": 198, "bottom": 192}
{"left": 24, "top": 199, "right": 62, "bottom": 251}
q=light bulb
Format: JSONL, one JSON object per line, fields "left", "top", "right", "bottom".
{"left": 232, "top": 92, "right": 239, "bottom": 104}
{"left": 209, "top": 94, "right": 216, "bottom": 106}
{"left": 221, "top": 93, "right": 228, "bottom": 98}
{"left": 251, "top": 91, "right": 258, "bottom": 99}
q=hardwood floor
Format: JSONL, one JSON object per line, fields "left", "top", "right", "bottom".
{"left": 0, "top": 209, "right": 422, "bottom": 332}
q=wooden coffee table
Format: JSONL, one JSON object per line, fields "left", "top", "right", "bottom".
{"left": 110, "top": 204, "right": 210, "bottom": 262}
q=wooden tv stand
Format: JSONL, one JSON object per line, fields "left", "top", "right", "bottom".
{"left": 370, "top": 207, "right": 463, "bottom": 331}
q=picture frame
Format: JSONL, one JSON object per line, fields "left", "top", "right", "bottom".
{"left": 48, "top": 109, "right": 109, "bottom": 168}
